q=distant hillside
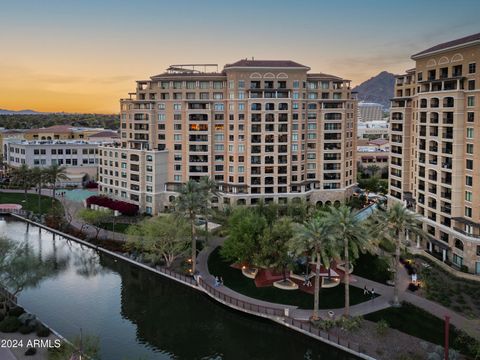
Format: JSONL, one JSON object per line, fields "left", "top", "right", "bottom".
{"left": 0, "top": 109, "right": 44, "bottom": 115}
{"left": 353, "top": 71, "right": 396, "bottom": 109}
{"left": 0, "top": 113, "right": 119, "bottom": 130}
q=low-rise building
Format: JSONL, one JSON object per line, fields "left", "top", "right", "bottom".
{"left": 4, "top": 139, "right": 112, "bottom": 186}
{"left": 356, "top": 138, "right": 389, "bottom": 168}
{"left": 357, "top": 120, "right": 389, "bottom": 139}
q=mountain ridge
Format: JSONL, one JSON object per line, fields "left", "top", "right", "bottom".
{"left": 353, "top": 71, "right": 396, "bottom": 109}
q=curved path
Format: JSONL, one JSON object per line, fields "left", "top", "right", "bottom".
{"left": 197, "top": 238, "right": 480, "bottom": 339}
{"left": 0, "top": 188, "right": 127, "bottom": 242}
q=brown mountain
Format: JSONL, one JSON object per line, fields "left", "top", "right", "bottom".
{"left": 352, "top": 71, "right": 396, "bottom": 109}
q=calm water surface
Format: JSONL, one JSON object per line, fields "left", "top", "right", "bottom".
{"left": 0, "top": 218, "right": 357, "bottom": 360}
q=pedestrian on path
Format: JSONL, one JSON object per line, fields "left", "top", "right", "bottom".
{"left": 371, "top": 288, "right": 375, "bottom": 300}
{"left": 220, "top": 277, "right": 224, "bottom": 286}
{"left": 364, "top": 285, "right": 368, "bottom": 295}
{"left": 214, "top": 276, "right": 220, "bottom": 287}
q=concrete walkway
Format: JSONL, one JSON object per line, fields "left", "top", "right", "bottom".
{"left": 1, "top": 188, "right": 127, "bottom": 242}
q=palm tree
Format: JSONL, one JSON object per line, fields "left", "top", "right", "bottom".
{"left": 325, "top": 205, "right": 371, "bottom": 317}
{"left": 175, "top": 180, "right": 205, "bottom": 274}
{"left": 199, "top": 177, "right": 219, "bottom": 246}
{"left": 289, "top": 215, "right": 339, "bottom": 320}
{"left": 375, "top": 202, "right": 426, "bottom": 306}
{"left": 31, "top": 167, "right": 47, "bottom": 214}
{"left": 44, "top": 164, "right": 69, "bottom": 202}
{"left": 10, "top": 164, "right": 32, "bottom": 201}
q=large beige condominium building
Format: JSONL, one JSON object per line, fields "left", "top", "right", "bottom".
{"left": 388, "top": 33, "right": 480, "bottom": 274}
{"left": 99, "top": 60, "right": 357, "bottom": 214}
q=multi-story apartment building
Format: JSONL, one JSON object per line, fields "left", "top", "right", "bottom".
{"left": 389, "top": 33, "right": 480, "bottom": 274}
{"left": 99, "top": 60, "right": 357, "bottom": 214}
{"left": 4, "top": 139, "right": 112, "bottom": 185}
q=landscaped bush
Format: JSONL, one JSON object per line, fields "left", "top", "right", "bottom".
{"left": 19, "top": 324, "right": 35, "bottom": 334}
{"left": 84, "top": 181, "right": 98, "bottom": 189}
{"left": 24, "top": 347, "right": 37, "bottom": 356}
{"left": 9, "top": 306, "right": 25, "bottom": 317}
{"left": 0, "top": 316, "right": 22, "bottom": 332}
{"left": 86, "top": 195, "right": 138, "bottom": 216}
{"left": 36, "top": 324, "right": 51, "bottom": 337}
{"left": 0, "top": 313, "right": 4, "bottom": 322}
{"left": 375, "top": 319, "right": 389, "bottom": 336}
{"left": 408, "top": 283, "right": 419, "bottom": 292}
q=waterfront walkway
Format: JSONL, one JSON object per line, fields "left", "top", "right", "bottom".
{"left": 1, "top": 188, "right": 127, "bottom": 242}
{"left": 196, "top": 238, "right": 480, "bottom": 339}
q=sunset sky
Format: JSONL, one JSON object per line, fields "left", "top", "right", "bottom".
{"left": 1, "top": 0, "right": 479, "bottom": 113}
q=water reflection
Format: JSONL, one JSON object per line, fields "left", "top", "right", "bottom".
{"left": 0, "top": 219, "right": 356, "bottom": 360}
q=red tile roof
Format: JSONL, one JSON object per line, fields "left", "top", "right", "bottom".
{"left": 26, "top": 125, "right": 73, "bottom": 134}
{"left": 412, "top": 32, "right": 480, "bottom": 58}
{"left": 88, "top": 130, "right": 119, "bottom": 138}
{"left": 224, "top": 59, "right": 309, "bottom": 69}
{"left": 368, "top": 138, "right": 389, "bottom": 146}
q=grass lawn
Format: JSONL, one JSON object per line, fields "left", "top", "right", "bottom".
{"left": 208, "top": 247, "right": 374, "bottom": 309}
{"left": 353, "top": 252, "right": 392, "bottom": 284}
{"left": 364, "top": 302, "right": 477, "bottom": 357}
{"left": 98, "top": 222, "right": 132, "bottom": 234}
{"left": 364, "top": 302, "right": 450, "bottom": 345}
{"left": 0, "top": 191, "right": 62, "bottom": 216}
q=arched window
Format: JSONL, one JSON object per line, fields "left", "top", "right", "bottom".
{"left": 454, "top": 239, "right": 464, "bottom": 251}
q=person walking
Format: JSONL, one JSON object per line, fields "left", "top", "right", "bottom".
{"left": 364, "top": 285, "right": 368, "bottom": 295}
{"left": 371, "top": 288, "right": 375, "bottom": 300}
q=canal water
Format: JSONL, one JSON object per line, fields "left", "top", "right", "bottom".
{"left": 0, "top": 219, "right": 357, "bottom": 360}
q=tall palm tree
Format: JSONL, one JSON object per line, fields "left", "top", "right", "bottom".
{"left": 175, "top": 180, "right": 205, "bottom": 274}
{"left": 288, "top": 215, "right": 339, "bottom": 320}
{"left": 44, "top": 164, "right": 69, "bottom": 202}
{"left": 199, "top": 177, "right": 219, "bottom": 246}
{"left": 31, "top": 167, "right": 47, "bottom": 214}
{"left": 325, "top": 205, "right": 371, "bottom": 317}
{"left": 10, "top": 164, "right": 32, "bottom": 201}
{"left": 375, "top": 202, "right": 426, "bottom": 306}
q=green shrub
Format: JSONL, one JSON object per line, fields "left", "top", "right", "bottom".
{"left": 36, "top": 324, "right": 51, "bottom": 337}
{"left": 375, "top": 319, "right": 389, "bottom": 336}
{"left": 9, "top": 306, "right": 25, "bottom": 317}
{"left": 19, "top": 324, "right": 35, "bottom": 334}
{"left": 0, "top": 316, "right": 21, "bottom": 332}
{"left": 0, "top": 313, "right": 4, "bottom": 322}
{"left": 338, "top": 316, "right": 363, "bottom": 332}
{"left": 24, "top": 348, "right": 36, "bottom": 356}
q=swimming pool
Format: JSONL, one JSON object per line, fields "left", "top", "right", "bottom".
{"left": 57, "top": 189, "right": 97, "bottom": 203}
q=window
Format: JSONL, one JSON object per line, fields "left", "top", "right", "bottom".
{"left": 467, "top": 143, "right": 474, "bottom": 154}
{"left": 293, "top": 92, "right": 299, "bottom": 99}
{"left": 214, "top": 103, "right": 224, "bottom": 111}
{"left": 468, "top": 80, "right": 475, "bottom": 90}
{"left": 173, "top": 103, "right": 182, "bottom": 111}
{"left": 468, "top": 112, "right": 474, "bottom": 122}
{"left": 465, "top": 207, "right": 472, "bottom": 218}
{"left": 466, "top": 191, "right": 473, "bottom": 202}
{"left": 417, "top": 72, "right": 423, "bottom": 81}
{"left": 466, "top": 175, "right": 473, "bottom": 186}
{"left": 468, "top": 96, "right": 475, "bottom": 107}
{"left": 466, "top": 159, "right": 473, "bottom": 170}
{"left": 158, "top": 114, "right": 166, "bottom": 121}
{"left": 467, "top": 128, "right": 474, "bottom": 138}
{"left": 238, "top": 80, "right": 245, "bottom": 89}
{"left": 469, "top": 63, "right": 476, "bottom": 74}
{"left": 174, "top": 134, "right": 181, "bottom": 141}
{"left": 293, "top": 80, "right": 299, "bottom": 89}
